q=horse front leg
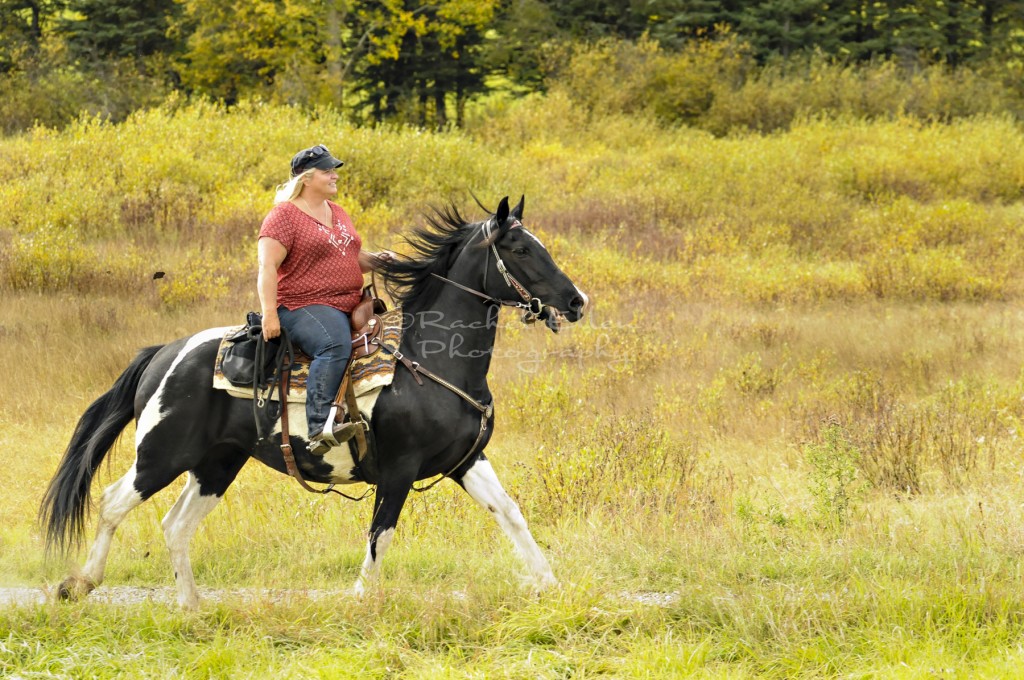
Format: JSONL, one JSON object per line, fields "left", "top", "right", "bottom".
{"left": 352, "top": 480, "right": 413, "bottom": 597}
{"left": 457, "top": 456, "right": 557, "bottom": 589}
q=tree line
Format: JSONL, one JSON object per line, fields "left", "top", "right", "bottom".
{"left": 2, "top": 0, "right": 1023, "bottom": 132}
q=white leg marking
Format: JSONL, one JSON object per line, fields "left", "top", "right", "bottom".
{"left": 353, "top": 527, "right": 395, "bottom": 597}
{"left": 161, "top": 472, "right": 222, "bottom": 609}
{"left": 461, "top": 460, "right": 556, "bottom": 588}
{"left": 80, "top": 464, "right": 145, "bottom": 587}
{"left": 136, "top": 328, "right": 229, "bottom": 447}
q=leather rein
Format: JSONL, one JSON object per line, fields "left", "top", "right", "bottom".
{"left": 262, "top": 329, "right": 373, "bottom": 501}
{"left": 392, "top": 218, "right": 551, "bottom": 491}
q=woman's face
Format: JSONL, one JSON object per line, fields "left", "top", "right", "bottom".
{"left": 304, "top": 167, "right": 339, "bottom": 198}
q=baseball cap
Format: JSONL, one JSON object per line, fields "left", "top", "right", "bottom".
{"left": 290, "top": 144, "right": 344, "bottom": 176}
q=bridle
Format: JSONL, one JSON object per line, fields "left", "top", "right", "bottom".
{"left": 430, "top": 218, "right": 549, "bottom": 323}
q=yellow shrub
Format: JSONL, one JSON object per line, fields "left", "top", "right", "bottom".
{"left": 3, "top": 227, "right": 88, "bottom": 291}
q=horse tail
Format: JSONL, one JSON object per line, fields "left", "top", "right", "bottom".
{"left": 39, "top": 345, "right": 164, "bottom": 554}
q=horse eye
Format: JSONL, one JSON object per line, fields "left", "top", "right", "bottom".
{"left": 513, "top": 247, "right": 529, "bottom": 256}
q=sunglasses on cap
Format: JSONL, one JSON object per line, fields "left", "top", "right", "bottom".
{"left": 306, "top": 144, "right": 329, "bottom": 159}
{"left": 291, "top": 144, "right": 344, "bottom": 176}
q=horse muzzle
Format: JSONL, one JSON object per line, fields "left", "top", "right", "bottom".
{"left": 538, "top": 292, "right": 587, "bottom": 333}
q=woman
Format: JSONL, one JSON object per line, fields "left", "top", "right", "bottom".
{"left": 257, "top": 144, "right": 392, "bottom": 455}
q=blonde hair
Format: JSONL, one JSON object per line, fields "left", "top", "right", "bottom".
{"left": 273, "top": 169, "right": 316, "bottom": 204}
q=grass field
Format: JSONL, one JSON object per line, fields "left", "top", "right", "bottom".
{"left": 2, "top": 100, "right": 1024, "bottom": 677}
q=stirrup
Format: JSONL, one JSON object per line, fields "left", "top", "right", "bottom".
{"left": 320, "top": 404, "right": 353, "bottom": 446}
{"left": 320, "top": 417, "right": 360, "bottom": 446}
{"left": 308, "top": 436, "right": 332, "bottom": 456}
{"left": 309, "top": 422, "right": 360, "bottom": 456}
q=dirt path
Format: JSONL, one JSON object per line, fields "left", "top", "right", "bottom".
{"left": 0, "top": 586, "right": 681, "bottom": 607}
{"left": 0, "top": 586, "right": 349, "bottom": 607}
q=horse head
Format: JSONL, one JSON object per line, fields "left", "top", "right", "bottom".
{"left": 480, "top": 195, "right": 588, "bottom": 332}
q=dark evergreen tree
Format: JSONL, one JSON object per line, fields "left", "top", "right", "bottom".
{"left": 352, "top": 0, "right": 491, "bottom": 127}
{"left": 484, "top": 0, "right": 561, "bottom": 88}
{"left": 60, "top": 0, "right": 180, "bottom": 63}
{"left": 0, "top": 0, "right": 62, "bottom": 70}
{"left": 735, "top": 0, "right": 834, "bottom": 59}
{"left": 975, "top": 0, "right": 1024, "bottom": 60}
{"left": 637, "top": 0, "right": 745, "bottom": 48}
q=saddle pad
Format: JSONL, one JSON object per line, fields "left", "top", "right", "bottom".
{"left": 212, "top": 308, "right": 404, "bottom": 419}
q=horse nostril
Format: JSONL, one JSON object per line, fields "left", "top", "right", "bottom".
{"left": 570, "top": 296, "right": 584, "bottom": 311}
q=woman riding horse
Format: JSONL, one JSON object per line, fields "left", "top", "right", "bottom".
{"left": 41, "top": 193, "right": 587, "bottom": 608}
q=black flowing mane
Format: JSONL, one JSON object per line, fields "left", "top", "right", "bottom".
{"left": 380, "top": 204, "right": 485, "bottom": 314}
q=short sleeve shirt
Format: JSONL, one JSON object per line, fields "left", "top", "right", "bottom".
{"left": 259, "top": 201, "right": 364, "bottom": 313}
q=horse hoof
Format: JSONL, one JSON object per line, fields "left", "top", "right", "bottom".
{"left": 56, "top": 576, "right": 94, "bottom": 602}
{"left": 56, "top": 580, "right": 74, "bottom": 601}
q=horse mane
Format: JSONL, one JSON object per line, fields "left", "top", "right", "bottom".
{"left": 380, "top": 204, "right": 485, "bottom": 314}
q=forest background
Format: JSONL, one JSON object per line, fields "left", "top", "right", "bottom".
{"left": 4, "top": 1, "right": 1024, "bottom": 677}
{"left": 4, "top": 0, "right": 1024, "bottom": 133}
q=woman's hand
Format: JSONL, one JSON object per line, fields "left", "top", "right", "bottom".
{"left": 360, "top": 249, "right": 397, "bottom": 273}
{"left": 262, "top": 311, "right": 281, "bottom": 341}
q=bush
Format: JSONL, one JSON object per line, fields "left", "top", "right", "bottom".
{"left": 704, "top": 57, "right": 1021, "bottom": 134}
{"left": 542, "top": 37, "right": 1024, "bottom": 135}
{"left": 547, "top": 34, "right": 750, "bottom": 127}
{"left": 0, "top": 53, "right": 169, "bottom": 135}
{"left": 2, "top": 100, "right": 1024, "bottom": 305}
{"left": 532, "top": 411, "right": 698, "bottom": 516}
{"left": 805, "top": 422, "right": 863, "bottom": 526}
{"left": 2, "top": 227, "right": 88, "bottom": 291}
{"left": 861, "top": 247, "right": 1006, "bottom": 302}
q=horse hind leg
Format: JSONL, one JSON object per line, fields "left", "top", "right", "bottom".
{"left": 458, "top": 457, "right": 557, "bottom": 589}
{"left": 58, "top": 464, "right": 145, "bottom": 601}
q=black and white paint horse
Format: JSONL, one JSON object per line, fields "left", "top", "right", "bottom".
{"left": 41, "top": 196, "right": 587, "bottom": 608}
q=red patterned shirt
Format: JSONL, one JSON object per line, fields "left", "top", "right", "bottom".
{"left": 259, "top": 201, "right": 364, "bottom": 313}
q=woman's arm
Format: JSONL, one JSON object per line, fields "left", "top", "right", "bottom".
{"left": 257, "top": 237, "right": 288, "bottom": 340}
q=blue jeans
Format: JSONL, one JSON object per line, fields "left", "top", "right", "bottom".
{"left": 277, "top": 304, "right": 352, "bottom": 439}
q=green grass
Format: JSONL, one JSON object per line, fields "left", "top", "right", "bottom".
{"left": 5, "top": 500, "right": 1024, "bottom": 677}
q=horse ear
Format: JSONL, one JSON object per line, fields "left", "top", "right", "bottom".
{"left": 495, "top": 196, "right": 510, "bottom": 228}
{"left": 511, "top": 195, "right": 524, "bottom": 220}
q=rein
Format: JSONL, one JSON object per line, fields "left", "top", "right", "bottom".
{"left": 393, "top": 218, "right": 552, "bottom": 489}
{"left": 273, "top": 218, "right": 541, "bottom": 497}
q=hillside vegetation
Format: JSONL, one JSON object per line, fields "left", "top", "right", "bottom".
{"left": 3, "top": 97, "right": 1024, "bottom": 306}
{"left": 2, "top": 99, "right": 1024, "bottom": 677}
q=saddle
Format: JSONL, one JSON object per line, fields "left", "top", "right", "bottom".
{"left": 218, "top": 283, "right": 390, "bottom": 465}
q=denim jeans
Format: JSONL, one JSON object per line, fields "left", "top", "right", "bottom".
{"left": 277, "top": 304, "right": 352, "bottom": 439}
